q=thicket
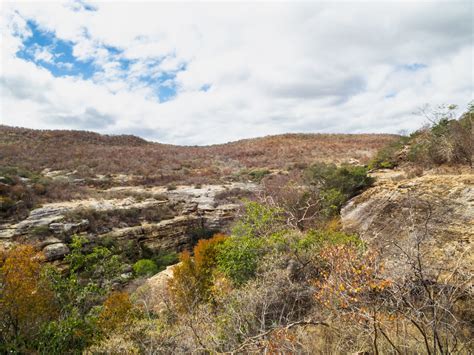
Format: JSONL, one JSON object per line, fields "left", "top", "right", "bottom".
{"left": 0, "top": 236, "right": 137, "bottom": 353}
{"left": 369, "top": 104, "right": 473, "bottom": 169}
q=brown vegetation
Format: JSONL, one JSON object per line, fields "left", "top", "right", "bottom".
{"left": 0, "top": 125, "right": 397, "bottom": 185}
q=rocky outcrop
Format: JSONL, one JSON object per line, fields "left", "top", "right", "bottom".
{"left": 134, "top": 264, "right": 178, "bottom": 313}
{"left": 99, "top": 215, "right": 203, "bottom": 253}
{"left": 0, "top": 182, "right": 257, "bottom": 259}
{"left": 341, "top": 171, "right": 474, "bottom": 280}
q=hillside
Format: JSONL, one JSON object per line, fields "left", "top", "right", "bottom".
{"left": 0, "top": 125, "right": 397, "bottom": 183}
{"left": 1, "top": 120, "right": 472, "bottom": 353}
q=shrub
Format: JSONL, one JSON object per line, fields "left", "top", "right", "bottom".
{"left": 168, "top": 234, "right": 227, "bottom": 312}
{"left": 97, "top": 292, "right": 134, "bottom": 332}
{"left": 368, "top": 136, "right": 409, "bottom": 170}
{"left": 232, "top": 201, "right": 284, "bottom": 238}
{"left": 0, "top": 245, "right": 57, "bottom": 351}
{"left": 305, "top": 163, "right": 374, "bottom": 200}
{"left": 36, "top": 309, "right": 97, "bottom": 354}
{"left": 248, "top": 168, "right": 270, "bottom": 182}
{"left": 133, "top": 259, "right": 158, "bottom": 276}
{"left": 216, "top": 235, "right": 263, "bottom": 285}
{"left": 319, "top": 188, "right": 346, "bottom": 217}
{"left": 152, "top": 251, "right": 179, "bottom": 272}
{"left": 166, "top": 183, "right": 177, "bottom": 191}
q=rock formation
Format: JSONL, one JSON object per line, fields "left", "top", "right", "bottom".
{"left": 341, "top": 170, "right": 473, "bottom": 280}
{"left": 0, "top": 182, "right": 257, "bottom": 259}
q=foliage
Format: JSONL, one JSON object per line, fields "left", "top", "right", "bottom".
{"left": 66, "top": 235, "right": 123, "bottom": 282}
{"left": 133, "top": 259, "right": 159, "bottom": 276}
{"left": 370, "top": 104, "right": 473, "bottom": 168}
{"left": 216, "top": 235, "right": 263, "bottom": 285}
{"left": 305, "top": 162, "right": 374, "bottom": 200}
{"left": 247, "top": 168, "right": 271, "bottom": 182}
{"left": 232, "top": 201, "right": 284, "bottom": 238}
{"left": 0, "top": 245, "right": 57, "bottom": 352}
{"left": 368, "top": 136, "right": 410, "bottom": 169}
{"left": 36, "top": 309, "right": 97, "bottom": 354}
{"left": 152, "top": 251, "right": 178, "bottom": 272}
{"left": 168, "top": 234, "right": 228, "bottom": 312}
{"left": 97, "top": 292, "right": 134, "bottom": 332}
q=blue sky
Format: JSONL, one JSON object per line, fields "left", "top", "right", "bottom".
{"left": 15, "top": 19, "right": 183, "bottom": 102}
{"left": 1, "top": 1, "right": 472, "bottom": 145}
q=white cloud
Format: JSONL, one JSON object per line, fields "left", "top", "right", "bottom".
{"left": 0, "top": 0, "right": 472, "bottom": 145}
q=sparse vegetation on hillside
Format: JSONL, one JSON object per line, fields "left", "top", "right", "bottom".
{"left": 0, "top": 125, "right": 396, "bottom": 185}
{"left": 369, "top": 104, "right": 473, "bottom": 169}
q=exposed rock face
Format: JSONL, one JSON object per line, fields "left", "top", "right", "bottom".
{"left": 0, "top": 182, "right": 257, "bottom": 259}
{"left": 99, "top": 215, "right": 203, "bottom": 254}
{"left": 49, "top": 219, "right": 89, "bottom": 235}
{"left": 341, "top": 171, "right": 474, "bottom": 280}
{"left": 43, "top": 242, "right": 70, "bottom": 261}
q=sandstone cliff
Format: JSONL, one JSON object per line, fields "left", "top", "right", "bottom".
{"left": 341, "top": 170, "right": 473, "bottom": 281}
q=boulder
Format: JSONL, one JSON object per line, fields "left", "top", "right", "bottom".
{"left": 43, "top": 243, "right": 70, "bottom": 261}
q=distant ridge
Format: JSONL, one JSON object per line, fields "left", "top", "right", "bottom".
{"left": 0, "top": 125, "right": 398, "bottom": 184}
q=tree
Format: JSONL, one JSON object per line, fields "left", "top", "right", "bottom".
{"left": 0, "top": 245, "right": 57, "bottom": 351}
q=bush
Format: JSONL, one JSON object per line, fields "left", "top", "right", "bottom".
{"left": 0, "top": 246, "right": 57, "bottom": 352}
{"left": 97, "top": 292, "right": 134, "bottom": 332}
{"left": 305, "top": 163, "right": 373, "bottom": 200}
{"left": 36, "top": 310, "right": 97, "bottom": 354}
{"left": 133, "top": 259, "right": 158, "bottom": 276}
{"left": 232, "top": 201, "right": 284, "bottom": 238}
{"left": 216, "top": 235, "right": 263, "bottom": 285}
{"left": 371, "top": 104, "right": 472, "bottom": 168}
{"left": 152, "top": 251, "right": 179, "bottom": 272}
{"left": 168, "top": 234, "right": 227, "bottom": 312}
{"left": 248, "top": 169, "right": 270, "bottom": 182}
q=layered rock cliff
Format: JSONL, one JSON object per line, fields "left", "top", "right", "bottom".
{"left": 341, "top": 170, "right": 473, "bottom": 280}
{"left": 0, "top": 183, "right": 257, "bottom": 260}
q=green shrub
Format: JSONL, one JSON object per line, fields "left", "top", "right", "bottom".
{"left": 216, "top": 235, "right": 263, "bottom": 285}
{"left": 232, "top": 201, "right": 284, "bottom": 238}
{"left": 166, "top": 183, "right": 177, "bottom": 191}
{"left": 133, "top": 259, "right": 158, "bottom": 276}
{"left": 153, "top": 252, "right": 178, "bottom": 272}
{"left": 320, "top": 188, "right": 346, "bottom": 217}
{"left": 368, "top": 136, "right": 409, "bottom": 170}
{"left": 248, "top": 169, "right": 270, "bottom": 182}
{"left": 36, "top": 310, "right": 97, "bottom": 354}
{"left": 305, "top": 163, "right": 374, "bottom": 200}
{"left": 302, "top": 229, "right": 363, "bottom": 250}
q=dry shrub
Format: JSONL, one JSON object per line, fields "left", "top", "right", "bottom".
{"left": 0, "top": 245, "right": 57, "bottom": 347}
{"left": 97, "top": 291, "right": 134, "bottom": 332}
{"left": 168, "top": 234, "right": 227, "bottom": 313}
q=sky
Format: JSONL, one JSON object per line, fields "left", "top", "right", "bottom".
{"left": 0, "top": 1, "right": 472, "bottom": 145}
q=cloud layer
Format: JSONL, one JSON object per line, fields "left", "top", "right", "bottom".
{"left": 1, "top": 1, "right": 472, "bottom": 145}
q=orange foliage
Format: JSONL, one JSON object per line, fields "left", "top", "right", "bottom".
{"left": 168, "top": 234, "right": 228, "bottom": 313}
{"left": 97, "top": 291, "right": 133, "bottom": 332}
{"left": 0, "top": 245, "right": 57, "bottom": 340}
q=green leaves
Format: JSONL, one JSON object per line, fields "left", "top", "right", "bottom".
{"left": 133, "top": 259, "right": 159, "bottom": 276}
{"left": 216, "top": 236, "right": 263, "bottom": 285}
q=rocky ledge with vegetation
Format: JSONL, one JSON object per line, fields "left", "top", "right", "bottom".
{"left": 0, "top": 104, "right": 472, "bottom": 354}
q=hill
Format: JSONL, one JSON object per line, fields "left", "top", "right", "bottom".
{"left": 0, "top": 125, "right": 397, "bottom": 184}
